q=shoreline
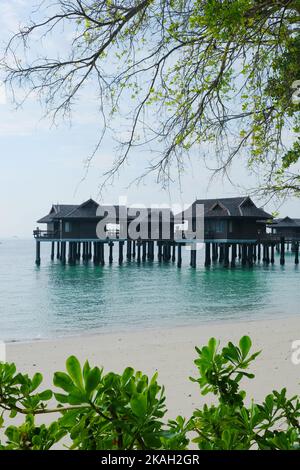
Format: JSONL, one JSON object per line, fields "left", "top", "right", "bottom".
{"left": 7, "top": 315, "right": 300, "bottom": 419}
{"left": 4, "top": 311, "right": 300, "bottom": 345}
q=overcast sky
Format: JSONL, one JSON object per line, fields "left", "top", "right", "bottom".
{"left": 0, "top": 0, "right": 299, "bottom": 238}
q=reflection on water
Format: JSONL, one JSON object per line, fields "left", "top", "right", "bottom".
{"left": 0, "top": 240, "right": 299, "bottom": 341}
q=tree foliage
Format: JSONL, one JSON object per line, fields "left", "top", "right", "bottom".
{"left": 2, "top": 0, "right": 300, "bottom": 194}
{"left": 0, "top": 336, "right": 300, "bottom": 450}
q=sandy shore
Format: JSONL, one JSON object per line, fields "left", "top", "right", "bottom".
{"left": 6, "top": 316, "right": 300, "bottom": 419}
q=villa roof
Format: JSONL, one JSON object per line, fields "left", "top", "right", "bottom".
{"left": 37, "top": 196, "right": 271, "bottom": 224}
{"left": 37, "top": 200, "right": 174, "bottom": 223}
{"left": 37, "top": 204, "right": 78, "bottom": 223}
{"left": 272, "top": 217, "right": 300, "bottom": 228}
{"left": 176, "top": 196, "right": 272, "bottom": 219}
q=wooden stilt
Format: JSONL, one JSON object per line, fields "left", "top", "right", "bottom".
{"left": 82, "top": 242, "right": 86, "bottom": 262}
{"left": 69, "top": 242, "right": 76, "bottom": 265}
{"left": 109, "top": 241, "right": 114, "bottom": 264}
{"left": 212, "top": 243, "right": 218, "bottom": 262}
{"left": 190, "top": 247, "right": 196, "bottom": 268}
{"left": 142, "top": 241, "right": 147, "bottom": 262}
{"left": 205, "top": 243, "right": 211, "bottom": 267}
{"left": 168, "top": 244, "right": 172, "bottom": 261}
{"left": 100, "top": 242, "right": 105, "bottom": 265}
{"left": 266, "top": 244, "right": 270, "bottom": 264}
{"left": 248, "top": 244, "right": 253, "bottom": 267}
{"left": 280, "top": 237, "right": 285, "bottom": 265}
{"left": 241, "top": 244, "right": 247, "bottom": 265}
{"left": 119, "top": 241, "right": 124, "bottom": 265}
{"left": 162, "top": 243, "right": 167, "bottom": 262}
{"left": 219, "top": 244, "right": 224, "bottom": 263}
{"left": 271, "top": 244, "right": 275, "bottom": 264}
{"left": 253, "top": 244, "right": 257, "bottom": 262}
{"left": 51, "top": 242, "right": 55, "bottom": 260}
{"left": 137, "top": 241, "right": 141, "bottom": 263}
{"left": 177, "top": 244, "right": 182, "bottom": 268}
{"left": 93, "top": 242, "right": 98, "bottom": 265}
{"left": 68, "top": 242, "right": 72, "bottom": 264}
{"left": 73, "top": 242, "right": 77, "bottom": 264}
{"left": 127, "top": 240, "right": 132, "bottom": 260}
{"left": 157, "top": 242, "right": 162, "bottom": 262}
{"left": 295, "top": 242, "right": 299, "bottom": 264}
{"left": 149, "top": 241, "right": 154, "bottom": 261}
{"left": 132, "top": 241, "right": 136, "bottom": 258}
{"left": 223, "top": 244, "right": 229, "bottom": 268}
{"left": 231, "top": 244, "right": 236, "bottom": 267}
{"left": 35, "top": 241, "right": 41, "bottom": 265}
{"left": 172, "top": 244, "right": 176, "bottom": 262}
{"left": 56, "top": 242, "right": 60, "bottom": 259}
{"left": 262, "top": 244, "right": 266, "bottom": 263}
{"left": 61, "top": 242, "right": 66, "bottom": 265}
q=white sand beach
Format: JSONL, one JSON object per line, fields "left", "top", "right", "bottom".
{"left": 6, "top": 316, "right": 300, "bottom": 418}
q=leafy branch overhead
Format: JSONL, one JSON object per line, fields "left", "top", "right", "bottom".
{"left": 0, "top": 336, "right": 300, "bottom": 450}
{"left": 2, "top": 1, "right": 300, "bottom": 193}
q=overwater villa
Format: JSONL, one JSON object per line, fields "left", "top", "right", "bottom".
{"left": 33, "top": 196, "right": 299, "bottom": 267}
{"left": 177, "top": 196, "right": 271, "bottom": 241}
{"left": 269, "top": 217, "right": 300, "bottom": 240}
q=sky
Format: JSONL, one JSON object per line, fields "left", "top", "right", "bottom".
{"left": 0, "top": 0, "right": 299, "bottom": 238}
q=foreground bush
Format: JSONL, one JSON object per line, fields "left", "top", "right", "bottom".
{"left": 0, "top": 336, "right": 299, "bottom": 450}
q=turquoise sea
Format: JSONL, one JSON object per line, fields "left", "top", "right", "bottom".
{"left": 0, "top": 239, "right": 299, "bottom": 342}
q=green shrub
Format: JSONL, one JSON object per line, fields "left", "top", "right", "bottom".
{"left": 0, "top": 336, "right": 299, "bottom": 450}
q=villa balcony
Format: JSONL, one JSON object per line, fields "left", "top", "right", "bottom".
{"left": 33, "top": 229, "right": 59, "bottom": 239}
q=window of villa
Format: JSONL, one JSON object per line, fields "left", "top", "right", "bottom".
{"left": 214, "top": 220, "right": 225, "bottom": 233}
{"left": 65, "top": 222, "right": 72, "bottom": 233}
{"left": 205, "top": 220, "right": 225, "bottom": 233}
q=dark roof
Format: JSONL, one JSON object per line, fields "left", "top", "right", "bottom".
{"left": 37, "top": 200, "right": 174, "bottom": 223}
{"left": 63, "top": 199, "right": 101, "bottom": 219}
{"left": 272, "top": 217, "right": 300, "bottom": 228}
{"left": 38, "top": 197, "right": 271, "bottom": 224}
{"left": 176, "top": 196, "right": 272, "bottom": 219}
{"left": 37, "top": 204, "right": 78, "bottom": 223}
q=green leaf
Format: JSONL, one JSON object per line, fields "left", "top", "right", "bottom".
{"left": 66, "top": 356, "right": 84, "bottom": 390}
{"left": 54, "top": 393, "right": 70, "bottom": 404}
{"left": 83, "top": 360, "right": 91, "bottom": 384}
{"left": 9, "top": 409, "right": 17, "bottom": 419}
{"left": 130, "top": 393, "right": 147, "bottom": 418}
{"left": 208, "top": 337, "right": 218, "bottom": 357}
{"left": 53, "top": 372, "right": 75, "bottom": 393}
{"left": 38, "top": 389, "right": 53, "bottom": 401}
{"left": 239, "top": 336, "right": 252, "bottom": 358}
{"left": 85, "top": 367, "right": 101, "bottom": 396}
{"left": 122, "top": 367, "right": 134, "bottom": 385}
{"left": 31, "top": 373, "right": 43, "bottom": 392}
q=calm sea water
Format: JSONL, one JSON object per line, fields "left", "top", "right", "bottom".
{"left": 0, "top": 239, "right": 299, "bottom": 341}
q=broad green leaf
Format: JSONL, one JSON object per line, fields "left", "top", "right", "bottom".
{"left": 66, "top": 356, "right": 84, "bottom": 390}
{"left": 38, "top": 389, "right": 53, "bottom": 401}
{"left": 53, "top": 372, "right": 74, "bottom": 393}
{"left": 83, "top": 360, "right": 90, "bottom": 384}
{"left": 130, "top": 393, "right": 147, "bottom": 418}
{"left": 31, "top": 373, "right": 43, "bottom": 392}
{"left": 239, "top": 336, "right": 252, "bottom": 358}
{"left": 85, "top": 367, "right": 101, "bottom": 396}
